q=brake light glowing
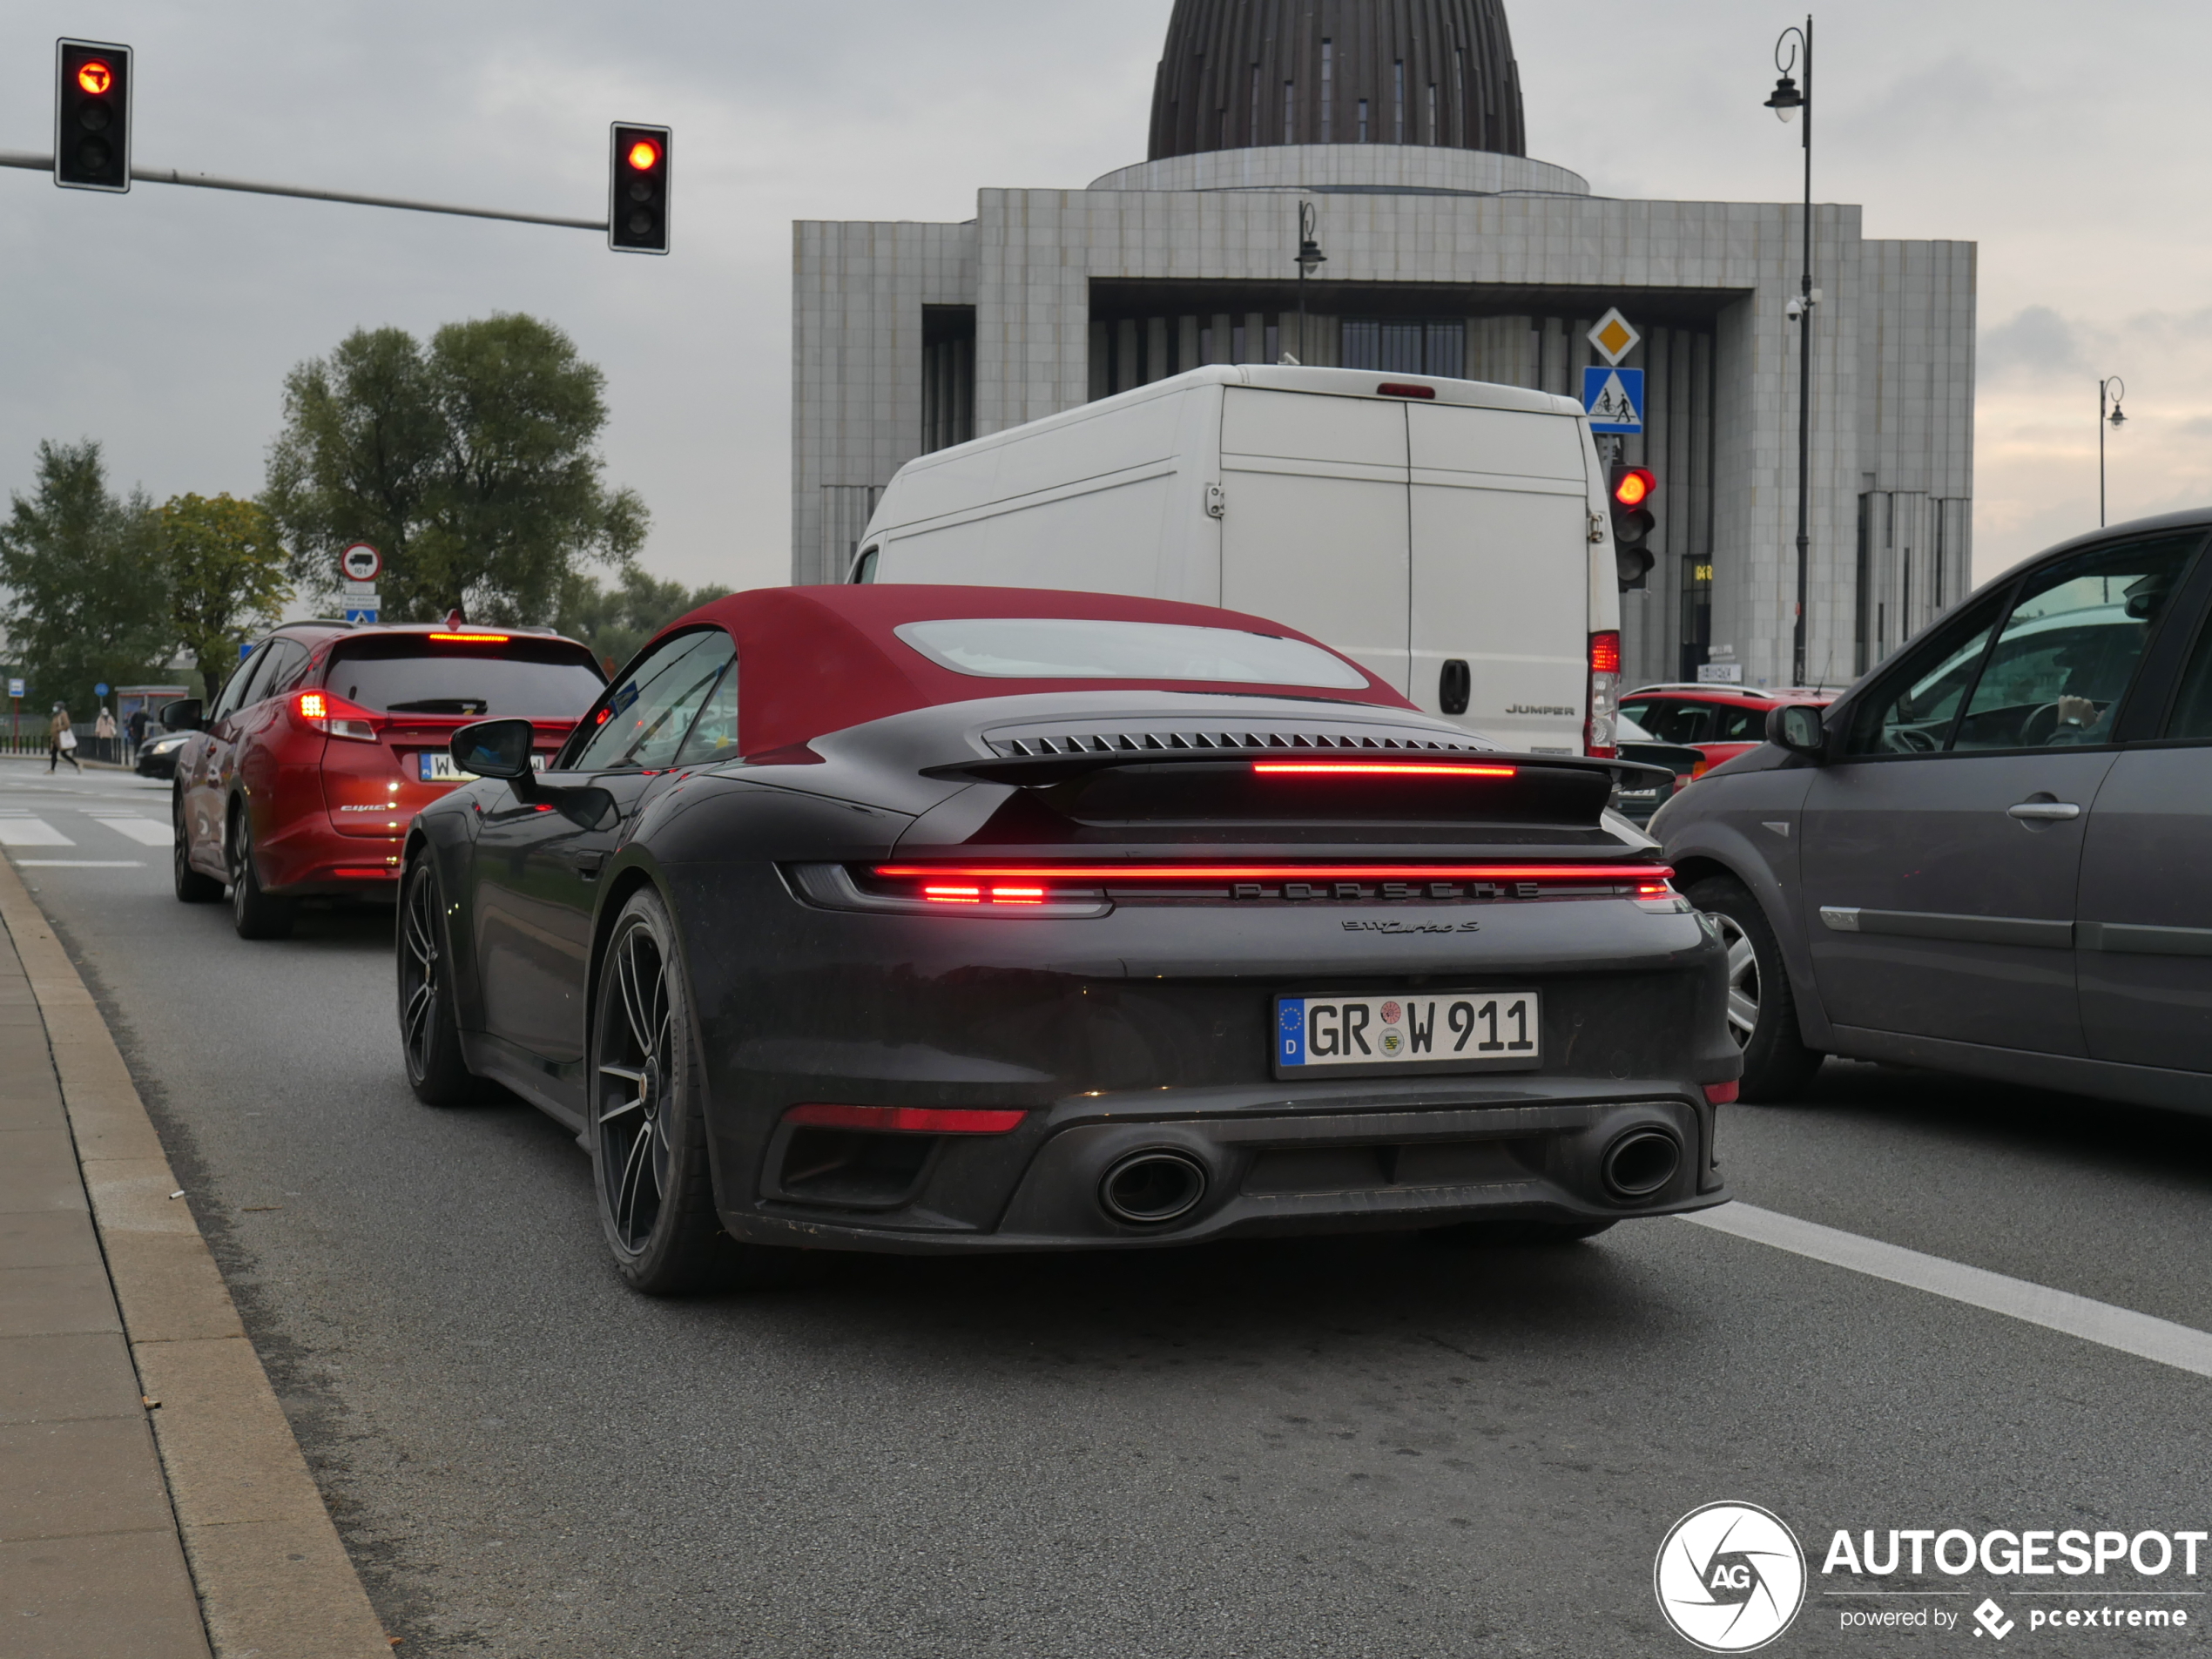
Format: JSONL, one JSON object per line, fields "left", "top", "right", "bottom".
{"left": 1251, "top": 761, "right": 1517, "bottom": 778}
{"left": 428, "top": 632, "right": 510, "bottom": 644}
{"left": 874, "top": 862, "right": 1672, "bottom": 884}
{"left": 784, "top": 1103, "right": 1026, "bottom": 1135}
{"left": 1635, "top": 881, "right": 1673, "bottom": 898}
{"left": 922, "top": 883, "right": 1049, "bottom": 905}
{"left": 294, "top": 687, "right": 380, "bottom": 741}
{"left": 1586, "top": 630, "right": 1621, "bottom": 759}
{"left": 923, "top": 886, "right": 982, "bottom": 903}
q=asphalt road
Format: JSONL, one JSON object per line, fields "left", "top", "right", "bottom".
{"left": 9, "top": 761, "right": 2211, "bottom": 1657}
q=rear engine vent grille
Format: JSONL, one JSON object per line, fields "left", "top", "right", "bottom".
{"left": 984, "top": 727, "right": 1487, "bottom": 759}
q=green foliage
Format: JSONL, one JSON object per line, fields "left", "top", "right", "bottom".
{"left": 158, "top": 493, "right": 293, "bottom": 702}
{"left": 0, "top": 441, "right": 171, "bottom": 716}
{"left": 556, "top": 566, "right": 732, "bottom": 675}
{"left": 264, "top": 314, "right": 648, "bottom": 624}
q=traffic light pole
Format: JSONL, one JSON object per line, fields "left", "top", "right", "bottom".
{"left": 0, "top": 149, "right": 608, "bottom": 233}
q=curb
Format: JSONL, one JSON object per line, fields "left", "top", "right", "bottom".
{"left": 0, "top": 854, "right": 392, "bottom": 1657}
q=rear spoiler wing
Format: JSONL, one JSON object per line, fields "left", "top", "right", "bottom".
{"left": 921, "top": 749, "right": 1676, "bottom": 791}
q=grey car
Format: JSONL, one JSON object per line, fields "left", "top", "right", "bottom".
{"left": 1651, "top": 510, "right": 2212, "bottom": 1109}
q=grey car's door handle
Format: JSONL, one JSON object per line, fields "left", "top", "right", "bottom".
{"left": 2006, "top": 800, "right": 2081, "bottom": 821}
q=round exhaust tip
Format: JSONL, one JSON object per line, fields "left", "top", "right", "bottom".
{"left": 1602, "top": 1129, "right": 1681, "bottom": 1200}
{"left": 1099, "top": 1150, "right": 1210, "bottom": 1225}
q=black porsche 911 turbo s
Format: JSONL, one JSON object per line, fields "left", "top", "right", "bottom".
{"left": 397, "top": 584, "right": 1737, "bottom": 1293}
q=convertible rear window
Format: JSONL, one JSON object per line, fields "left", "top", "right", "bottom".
{"left": 894, "top": 618, "right": 1371, "bottom": 689}
{"left": 324, "top": 636, "right": 605, "bottom": 717}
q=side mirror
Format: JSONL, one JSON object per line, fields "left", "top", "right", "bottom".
{"left": 1766, "top": 703, "right": 1826, "bottom": 758}
{"left": 160, "top": 698, "right": 204, "bottom": 732}
{"left": 452, "top": 718, "right": 538, "bottom": 792}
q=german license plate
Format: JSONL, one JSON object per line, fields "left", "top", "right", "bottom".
{"left": 417, "top": 751, "right": 545, "bottom": 783}
{"left": 1274, "top": 989, "right": 1541, "bottom": 1078}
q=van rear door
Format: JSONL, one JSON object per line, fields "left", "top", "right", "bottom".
{"left": 1407, "top": 403, "right": 1591, "bottom": 752}
{"left": 1218, "top": 388, "right": 1411, "bottom": 695}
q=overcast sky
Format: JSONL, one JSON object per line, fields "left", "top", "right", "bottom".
{"left": 3, "top": 0, "right": 2203, "bottom": 601}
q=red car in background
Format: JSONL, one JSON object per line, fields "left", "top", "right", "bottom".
{"left": 171, "top": 619, "right": 605, "bottom": 938}
{"left": 1617, "top": 683, "right": 1837, "bottom": 773}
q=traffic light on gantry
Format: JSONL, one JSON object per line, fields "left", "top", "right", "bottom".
{"left": 55, "top": 39, "right": 132, "bottom": 192}
{"left": 1609, "top": 463, "right": 1657, "bottom": 590}
{"left": 609, "top": 125, "right": 671, "bottom": 253}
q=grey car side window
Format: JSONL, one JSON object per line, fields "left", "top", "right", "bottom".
{"left": 2161, "top": 616, "right": 2212, "bottom": 741}
{"left": 1842, "top": 596, "right": 2003, "bottom": 757}
{"left": 1952, "top": 536, "right": 2196, "bottom": 751}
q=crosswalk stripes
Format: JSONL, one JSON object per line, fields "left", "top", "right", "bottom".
{"left": 85, "top": 814, "right": 171, "bottom": 847}
{"left": 0, "top": 808, "right": 172, "bottom": 849}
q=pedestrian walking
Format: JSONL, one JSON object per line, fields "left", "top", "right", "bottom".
{"left": 125, "top": 705, "right": 148, "bottom": 762}
{"left": 93, "top": 706, "right": 116, "bottom": 765}
{"left": 48, "top": 704, "right": 78, "bottom": 772}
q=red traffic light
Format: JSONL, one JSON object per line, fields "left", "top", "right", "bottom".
{"left": 624, "top": 138, "right": 660, "bottom": 172}
{"left": 76, "top": 59, "right": 112, "bottom": 95}
{"left": 1613, "top": 467, "right": 1656, "bottom": 509}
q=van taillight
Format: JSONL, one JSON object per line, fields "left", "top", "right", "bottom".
{"left": 1376, "top": 382, "right": 1436, "bottom": 399}
{"left": 1585, "top": 631, "right": 1621, "bottom": 759}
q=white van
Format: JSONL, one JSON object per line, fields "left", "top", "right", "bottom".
{"left": 853, "top": 364, "right": 1622, "bottom": 755}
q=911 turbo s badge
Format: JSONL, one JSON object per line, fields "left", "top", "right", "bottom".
{"left": 1340, "top": 919, "right": 1480, "bottom": 934}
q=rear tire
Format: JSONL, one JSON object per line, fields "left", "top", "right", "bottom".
{"left": 227, "top": 812, "right": 294, "bottom": 941}
{"left": 172, "top": 792, "right": 221, "bottom": 904}
{"left": 398, "top": 853, "right": 482, "bottom": 1104}
{"left": 1688, "top": 875, "right": 1824, "bottom": 1102}
{"left": 589, "top": 888, "right": 810, "bottom": 1296}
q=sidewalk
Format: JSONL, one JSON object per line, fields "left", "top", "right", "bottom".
{"left": 0, "top": 855, "right": 389, "bottom": 1657}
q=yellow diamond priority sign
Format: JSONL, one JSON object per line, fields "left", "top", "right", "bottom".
{"left": 1588, "top": 307, "right": 1640, "bottom": 367}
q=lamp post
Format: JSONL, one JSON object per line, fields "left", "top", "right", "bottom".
{"left": 2099, "top": 376, "right": 2127, "bottom": 527}
{"left": 1292, "top": 200, "right": 1325, "bottom": 365}
{"left": 1765, "top": 17, "right": 1813, "bottom": 687}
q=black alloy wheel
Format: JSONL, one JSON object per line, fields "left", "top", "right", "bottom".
{"left": 1687, "top": 875, "right": 1824, "bottom": 1102}
{"left": 589, "top": 888, "right": 807, "bottom": 1296}
{"left": 172, "top": 792, "right": 221, "bottom": 903}
{"left": 398, "top": 854, "right": 481, "bottom": 1104}
{"left": 227, "top": 812, "right": 294, "bottom": 941}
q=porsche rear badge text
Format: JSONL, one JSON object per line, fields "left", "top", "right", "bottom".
{"left": 1341, "top": 919, "right": 1480, "bottom": 934}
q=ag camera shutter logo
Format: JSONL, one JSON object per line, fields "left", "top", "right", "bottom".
{"left": 1655, "top": 1501, "right": 1807, "bottom": 1652}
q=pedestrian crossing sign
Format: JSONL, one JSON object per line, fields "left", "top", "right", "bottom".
{"left": 344, "top": 606, "right": 380, "bottom": 624}
{"left": 1581, "top": 365, "right": 1645, "bottom": 435}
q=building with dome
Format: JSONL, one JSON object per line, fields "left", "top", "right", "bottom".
{"left": 792, "top": 0, "right": 1974, "bottom": 691}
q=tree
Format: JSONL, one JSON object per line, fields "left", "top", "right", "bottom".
{"left": 158, "top": 494, "right": 292, "bottom": 699}
{"left": 265, "top": 314, "right": 648, "bottom": 624}
{"left": 556, "top": 566, "right": 731, "bottom": 675}
{"left": 0, "top": 440, "right": 171, "bottom": 717}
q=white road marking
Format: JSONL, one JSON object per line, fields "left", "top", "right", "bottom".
{"left": 1682, "top": 1202, "right": 2212, "bottom": 1380}
{"left": 13, "top": 860, "right": 144, "bottom": 867}
{"left": 0, "top": 819, "right": 72, "bottom": 845}
{"left": 89, "top": 817, "right": 170, "bottom": 846}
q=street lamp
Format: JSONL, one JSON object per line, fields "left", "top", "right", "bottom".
{"left": 2099, "top": 375, "right": 2127, "bottom": 527}
{"left": 1766, "top": 17, "right": 1814, "bottom": 687}
{"left": 1291, "top": 200, "right": 1325, "bottom": 365}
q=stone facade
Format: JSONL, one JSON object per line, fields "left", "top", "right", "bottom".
{"left": 792, "top": 142, "right": 1973, "bottom": 691}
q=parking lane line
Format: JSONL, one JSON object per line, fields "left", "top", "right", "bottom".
{"left": 1681, "top": 1202, "right": 2212, "bottom": 1380}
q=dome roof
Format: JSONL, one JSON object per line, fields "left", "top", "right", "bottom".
{"left": 1147, "top": 0, "right": 1526, "bottom": 163}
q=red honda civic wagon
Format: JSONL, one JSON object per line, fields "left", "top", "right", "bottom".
{"left": 171, "top": 618, "right": 605, "bottom": 938}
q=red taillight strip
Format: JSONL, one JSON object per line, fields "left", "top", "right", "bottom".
{"left": 428, "top": 631, "right": 511, "bottom": 643}
{"left": 1251, "top": 762, "right": 1518, "bottom": 777}
{"left": 784, "top": 1103, "right": 1027, "bottom": 1135}
{"left": 873, "top": 863, "right": 1672, "bottom": 883}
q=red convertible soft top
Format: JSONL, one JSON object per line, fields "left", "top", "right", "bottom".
{"left": 660, "top": 584, "right": 1413, "bottom": 758}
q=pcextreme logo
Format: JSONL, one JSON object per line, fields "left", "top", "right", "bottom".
{"left": 1656, "top": 1501, "right": 1809, "bottom": 1653}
